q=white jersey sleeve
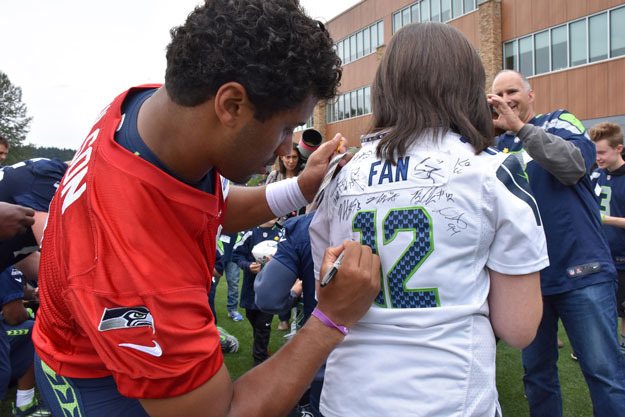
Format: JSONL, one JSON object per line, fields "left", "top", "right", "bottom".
{"left": 485, "top": 153, "right": 549, "bottom": 274}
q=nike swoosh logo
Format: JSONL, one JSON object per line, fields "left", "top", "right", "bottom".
{"left": 118, "top": 340, "right": 163, "bottom": 357}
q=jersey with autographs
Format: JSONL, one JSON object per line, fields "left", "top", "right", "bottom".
{"left": 32, "top": 85, "right": 227, "bottom": 399}
{"left": 497, "top": 110, "right": 615, "bottom": 295}
{"left": 591, "top": 165, "right": 625, "bottom": 270}
{"left": 310, "top": 131, "right": 549, "bottom": 417}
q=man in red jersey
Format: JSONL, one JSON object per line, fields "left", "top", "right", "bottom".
{"left": 32, "top": 1, "right": 380, "bottom": 417}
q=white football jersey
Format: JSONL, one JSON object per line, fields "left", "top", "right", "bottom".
{"left": 310, "top": 131, "right": 548, "bottom": 417}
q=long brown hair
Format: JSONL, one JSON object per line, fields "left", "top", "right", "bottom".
{"left": 371, "top": 22, "right": 494, "bottom": 163}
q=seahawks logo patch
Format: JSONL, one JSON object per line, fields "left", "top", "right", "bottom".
{"left": 98, "top": 306, "right": 155, "bottom": 333}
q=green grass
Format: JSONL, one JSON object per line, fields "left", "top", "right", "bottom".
{"left": 215, "top": 278, "right": 593, "bottom": 416}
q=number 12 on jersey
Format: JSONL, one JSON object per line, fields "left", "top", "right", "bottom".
{"left": 353, "top": 206, "right": 439, "bottom": 309}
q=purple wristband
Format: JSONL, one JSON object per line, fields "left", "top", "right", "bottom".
{"left": 311, "top": 307, "right": 349, "bottom": 336}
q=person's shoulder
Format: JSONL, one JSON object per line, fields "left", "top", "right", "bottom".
{"left": 536, "top": 109, "right": 587, "bottom": 135}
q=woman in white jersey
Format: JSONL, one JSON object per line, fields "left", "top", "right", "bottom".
{"left": 310, "top": 22, "right": 548, "bottom": 417}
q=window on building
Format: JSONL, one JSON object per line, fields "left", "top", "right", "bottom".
{"left": 356, "top": 31, "right": 364, "bottom": 59}
{"left": 363, "top": 27, "right": 371, "bottom": 55}
{"left": 371, "top": 23, "right": 379, "bottom": 50}
{"left": 350, "top": 35, "right": 357, "bottom": 62}
{"left": 503, "top": 40, "right": 517, "bottom": 70}
{"left": 357, "top": 89, "right": 364, "bottom": 116}
{"left": 338, "top": 95, "right": 345, "bottom": 120}
{"left": 551, "top": 25, "right": 567, "bottom": 71}
{"left": 421, "top": 0, "right": 431, "bottom": 22}
{"left": 452, "top": 0, "right": 463, "bottom": 18}
{"left": 431, "top": 0, "right": 441, "bottom": 22}
{"left": 463, "top": 0, "right": 475, "bottom": 14}
{"left": 364, "top": 87, "right": 371, "bottom": 114}
{"left": 351, "top": 91, "right": 358, "bottom": 118}
{"left": 611, "top": 6, "right": 625, "bottom": 57}
{"left": 441, "top": 0, "right": 452, "bottom": 22}
{"left": 589, "top": 13, "right": 608, "bottom": 62}
{"left": 377, "top": 20, "right": 384, "bottom": 45}
{"left": 534, "top": 30, "right": 550, "bottom": 75}
{"left": 519, "top": 35, "right": 533, "bottom": 76}
{"left": 402, "top": 7, "right": 411, "bottom": 27}
{"left": 411, "top": 4, "right": 420, "bottom": 23}
{"left": 393, "top": 12, "right": 402, "bottom": 33}
{"left": 569, "top": 19, "right": 587, "bottom": 66}
{"left": 337, "top": 41, "right": 344, "bottom": 65}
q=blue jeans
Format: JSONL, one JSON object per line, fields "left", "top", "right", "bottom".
{"left": 224, "top": 261, "right": 241, "bottom": 312}
{"left": 522, "top": 281, "right": 625, "bottom": 417}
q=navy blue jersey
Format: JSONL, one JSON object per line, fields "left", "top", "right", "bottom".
{"left": 592, "top": 164, "right": 625, "bottom": 270}
{"left": 271, "top": 213, "right": 316, "bottom": 322}
{"left": 497, "top": 110, "right": 615, "bottom": 295}
{"left": 233, "top": 224, "right": 283, "bottom": 310}
{"left": 0, "top": 267, "right": 24, "bottom": 306}
{"left": 0, "top": 158, "right": 68, "bottom": 211}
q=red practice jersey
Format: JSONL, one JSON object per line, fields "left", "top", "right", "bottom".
{"left": 33, "top": 86, "right": 226, "bottom": 399}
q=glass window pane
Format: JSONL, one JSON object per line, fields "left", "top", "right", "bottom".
{"left": 334, "top": 98, "right": 339, "bottom": 121}
{"left": 350, "top": 35, "right": 357, "bottom": 62}
{"left": 431, "top": 0, "right": 441, "bottom": 22}
{"left": 534, "top": 30, "right": 550, "bottom": 75}
{"left": 378, "top": 21, "right": 384, "bottom": 45}
{"left": 364, "top": 87, "right": 371, "bottom": 114}
{"left": 356, "top": 31, "right": 363, "bottom": 59}
{"left": 421, "top": 0, "right": 431, "bottom": 22}
{"left": 371, "top": 23, "right": 378, "bottom": 49}
{"left": 338, "top": 95, "right": 344, "bottom": 120}
{"left": 351, "top": 91, "right": 357, "bottom": 118}
{"left": 589, "top": 13, "right": 608, "bottom": 62}
{"left": 463, "top": 0, "right": 475, "bottom": 13}
{"left": 357, "top": 89, "right": 364, "bottom": 116}
{"left": 519, "top": 35, "right": 533, "bottom": 76}
{"left": 412, "top": 4, "right": 420, "bottom": 23}
{"left": 441, "top": 0, "right": 451, "bottom": 22}
{"left": 402, "top": 7, "right": 411, "bottom": 26}
{"left": 611, "top": 6, "right": 625, "bottom": 57}
{"left": 551, "top": 25, "right": 567, "bottom": 71}
{"left": 363, "top": 27, "right": 371, "bottom": 55}
{"left": 504, "top": 40, "right": 517, "bottom": 70}
{"left": 393, "top": 12, "right": 402, "bottom": 33}
{"left": 337, "top": 41, "right": 344, "bottom": 65}
{"left": 569, "top": 19, "right": 587, "bottom": 66}
{"left": 342, "top": 39, "right": 350, "bottom": 64}
{"left": 452, "top": 0, "right": 463, "bottom": 18}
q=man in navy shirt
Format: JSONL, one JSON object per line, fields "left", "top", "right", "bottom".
{"left": 489, "top": 69, "right": 625, "bottom": 417}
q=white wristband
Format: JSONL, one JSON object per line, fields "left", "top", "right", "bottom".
{"left": 265, "top": 177, "right": 308, "bottom": 217}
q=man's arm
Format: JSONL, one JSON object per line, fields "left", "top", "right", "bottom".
{"left": 602, "top": 215, "right": 625, "bottom": 229}
{"left": 488, "top": 95, "right": 585, "bottom": 185}
{"left": 516, "top": 124, "right": 585, "bottom": 186}
{"left": 488, "top": 269, "right": 542, "bottom": 349}
{"left": 254, "top": 260, "right": 298, "bottom": 314}
{"left": 140, "top": 241, "right": 381, "bottom": 417}
{"left": 222, "top": 134, "right": 345, "bottom": 233}
{"left": 0, "top": 202, "right": 35, "bottom": 240}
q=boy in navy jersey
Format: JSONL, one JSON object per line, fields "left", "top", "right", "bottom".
{"left": 590, "top": 122, "right": 625, "bottom": 353}
{"left": 490, "top": 70, "right": 625, "bottom": 417}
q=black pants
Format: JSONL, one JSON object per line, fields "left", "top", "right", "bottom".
{"left": 245, "top": 309, "right": 273, "bottom": 365}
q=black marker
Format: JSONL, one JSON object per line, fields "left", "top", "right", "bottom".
{"left": 320, "top": 251, "right": 345, "bottom": 287}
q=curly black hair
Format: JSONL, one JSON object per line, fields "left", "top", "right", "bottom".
{"left": 165, "top": 0, "right": 342, "bottom": 121}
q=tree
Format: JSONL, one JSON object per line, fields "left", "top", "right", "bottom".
{"left": 0, "top": 70, "right": 32, "bottom": 148}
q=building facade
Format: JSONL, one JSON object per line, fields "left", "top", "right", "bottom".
{"left": 295, "top": 0, "right": 625, "bottom": 147}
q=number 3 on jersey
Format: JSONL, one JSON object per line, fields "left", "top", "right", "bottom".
{"left": 353, "top": 207, "right": 439, "bottom": 309}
